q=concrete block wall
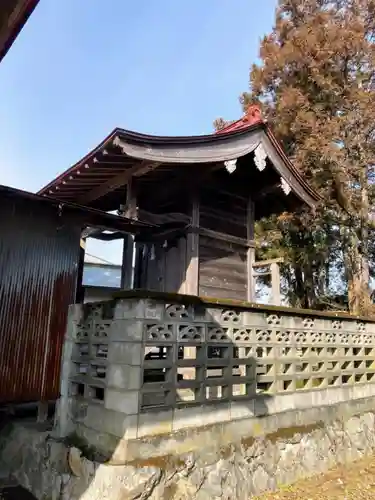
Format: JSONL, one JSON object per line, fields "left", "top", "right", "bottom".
{"left": 56, "top": 291, "right": 375, "bottom": 460}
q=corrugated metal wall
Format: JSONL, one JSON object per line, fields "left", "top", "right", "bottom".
{"left": 0, "top": 195, "right": 81, "bottom": 404}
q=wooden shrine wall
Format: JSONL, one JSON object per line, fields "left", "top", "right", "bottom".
{"left": 198, "top": 195, "right": 249, "bottom": 301}
{"left": 134, "top": 184, "right": 253, "bottom": 302}
{"left": 135, "top": 236, "right": 188, "bottom": 294}
{"left": 198, "top": 235, "right": 247, "bottom": 301}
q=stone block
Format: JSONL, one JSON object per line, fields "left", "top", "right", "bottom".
{"left": 311, "top": 387, "right": 347, "bottom": 409}
{"left": 289, "top": 391, "right": 314, "bottom": 411}
{"left": 107, "top": 364, "right": 141, "bottom": 391}
{"left": 193, "top": 304, "right": 210, "bottom": 322}
{"left": 352, "top": 383, "right": 375, "bottom": 400}
{"left": 242, "top": 310, "right": 268, "bottom": 327}
{"left": 61, "top": 339, "right": 74, "bottom": 365}
{"left": 340, "top": 319, "right": 355, "bottom": 332}
{"left": 366, "top": 321, "right": 375, "bottom": 334}
{"left": 137, "top": 409, "right": 173, "bottom": 438}
{"left": 75, "top": 422, "right": 120, "bottom": 459}
{"left": 264, "top": 393, "right": 297, "bottom": 415}
{"left": 108, "top": 342, "right": 142, "bottom": 365}
{"left": 66, "top": 321, "right": 79, "bottom": 341}
{"left": 310, "top": 388, "right": 333, "bottom": 408}
{"left": 144, "top": 299, "right": 164, "bottom": 320}
{"left": 230, "top": 400, "right": 255, "bottom": 421}
{"left": 113, "top": 299, "right": 145, "bottom": 319}
{"left": 60, "top": 364, "right": 74, "bottom": 398}
{"left": 54, "top": 397, "right": 76, "bottom": 438}
{"left": 60, "top": 343, "right": 76, "bottom": 400}
{"left": 110, "top": 320, "right": 143, "bottom": 342}
{"left": 67, "top": 303, "right": 84, "bottom": 324}
{"left": 172, "top": 403, "right": 230, "bottom": 431}
{"left": 207, "top": 307, "right": 244, "bottom": 326}
{"left": 84, "top": 404, "right": 138, "bottom": 439}
{"left": 104, "top": 389, "right": 139, "bottom": 415}
{"left": 253, "top": 395, "right": 273, "bottom": 417}
{"left": 109, "top": 438, "right": 133, "bottom": 464}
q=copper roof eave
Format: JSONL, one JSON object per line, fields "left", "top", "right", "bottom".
{"left": 38, "top": 129, "right": 120, "bottom": 195}
{"left": 0, "top": 0, "right": 39, "bottom": 62}
{"left": 38, "top": 122, "right": 320, "bottom": 209}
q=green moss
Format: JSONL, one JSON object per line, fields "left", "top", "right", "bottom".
{"left": 213, "top": 421, "right": 325, "bottom": 461}
{"left": 64, "top": 432, "right": 105, "bottom": 462}
{"left": 239, "top": 421, "right": 324, "bottom": 450}
{"left": 125, "top": 454, "right": 185, "bottom": 470}
{"left": 265, "top": 422, "right": 324, "bottom": 444}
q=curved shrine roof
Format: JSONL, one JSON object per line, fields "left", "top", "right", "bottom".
{"left": 38, "top": 106, "right": 320, "bottom": 212}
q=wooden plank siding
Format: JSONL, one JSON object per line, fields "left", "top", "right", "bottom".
{"left": 198, "top": 235, "right": 247, "bottom": 301}
{"left": 198, "top": 189, "right": 249, "bottom": 301}
{"left": 199, "top": 205, "right": 247, "bottom": 239}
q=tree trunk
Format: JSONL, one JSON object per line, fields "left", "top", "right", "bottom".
{"left": 347, "top": 242, "right": 370, "bottom": 315}
{"left": 294, "top": 264, "right": 309, "bottom": 309}
{"left": 347, "top": 170, "right": 371, "bottom": 316}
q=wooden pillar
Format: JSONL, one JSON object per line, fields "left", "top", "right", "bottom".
{"left": 270, "top": 262, "right": 281, "bottom": 306}
{"left": 246, "top": 198, "right": 255, "bottom": 302}
{"left": 120, "top": 178, "right": 137, "bottom": 289}
{"left": 184, "top": 193, "right": 200, "bottom": 295}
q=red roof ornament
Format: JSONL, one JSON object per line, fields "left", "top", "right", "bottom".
{"left": 215, "top": 105, "right": 263, "bottom": 135}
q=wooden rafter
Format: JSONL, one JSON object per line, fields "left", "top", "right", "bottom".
{"left": 78, "top": 161, "right": 159, "bottom": 205}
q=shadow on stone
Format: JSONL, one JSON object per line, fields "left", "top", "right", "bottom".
{"left": 0, "top": 485, "right": 37, "bottom": 499}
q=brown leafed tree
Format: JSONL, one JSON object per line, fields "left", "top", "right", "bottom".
{"left": 222, "top": 0, "right": 375, "bottom": 314}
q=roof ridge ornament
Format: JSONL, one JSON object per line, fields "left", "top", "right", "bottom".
{"left": 244, "top": 104, "right": 262, "bottom": 125}
{"left": 215, "top": 104, "right": 263, "bottom": 135}
{"left": 254, "top": 143, "right": 267, "bottom": 171}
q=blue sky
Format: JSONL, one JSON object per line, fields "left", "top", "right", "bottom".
{"left": 0, "top": 0, "right": 277, "bottom": 262}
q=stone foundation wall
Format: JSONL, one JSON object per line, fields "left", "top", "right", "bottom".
{"left": 35, "top": 291, "right": 375, "bottom": 498}
{"left": 4, "top": 394, "right": 375, "bottom": 499}
{"left": 58, "top": 291, "right": 375, "bottom": 462}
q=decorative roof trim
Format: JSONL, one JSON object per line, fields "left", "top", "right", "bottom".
{"left": 224, "top": 159, "right": 237, "bottom": 174}
{"left": 281, "top": 178, "right": 292, "bottom": 196}
{"left": 254, "top": 143, "right": 267, "bottom": 171}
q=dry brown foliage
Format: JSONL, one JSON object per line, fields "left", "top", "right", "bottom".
{"left": 222, "top": 0, "right": 375, "bottom": 314}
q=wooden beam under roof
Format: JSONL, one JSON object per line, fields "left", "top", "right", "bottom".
{"left": 78, "top": 160, "right": 160, "bottom": 205}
